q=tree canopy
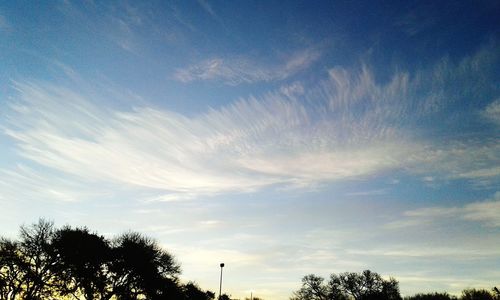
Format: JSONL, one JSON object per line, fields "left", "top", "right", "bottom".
{"left": 403, "top": 289, "right": 500, "bottom": 300}
{"left": 2, "top": 219, "right": 498, "bottom": 300}
{"left": 291, "top": 270, "right": 401, "bottom": 300}
{"left": 0, "top": 219, "right": 214, "bottom": 300}
{"left": 291, "top": 272, "right": 500, "bottom": 300}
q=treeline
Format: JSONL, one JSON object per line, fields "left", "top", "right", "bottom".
{"left": 291, "top": 271, "right": 499, "bottom": 300}
{"left": 0, "top": 219, "right": 214, "bottom": 300}
{"left": 2, "top": 220, "right": 498, "bottom": 300}
{"left": 405, "top": 289, "right": 500, "bottom": 300}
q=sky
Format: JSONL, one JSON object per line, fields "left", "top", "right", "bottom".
{"left": 0, "top": 1, "right": 499, "bottom": 299}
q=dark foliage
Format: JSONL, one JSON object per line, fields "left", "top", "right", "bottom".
{"left": 0, "top": 219, "right": 214, "bottom": 300}
{"left": 292, "top": 272, "right": 499, "bottom": 300}
{"left": 461, "top": 288, "right": 496, "bottom": 300}
{"left": 0, "top": 237, "right": 23, "bottom": 300}
{"left": 219, "top": 294, "right": 231, "bottom": 300}
{"left": 3, "top": 219, "right": 498, "bottom": 300}
{"left": 109, "top": 232, "right": 182, "bottom": 300}
{"left": 182, "top": 282, "right": 215, "bottom": 300}
{"left": 494, "top": 288, "right": 500, "bottom": 298}
{"left": 404, "top": 292, "right": 458, "bottom": 300}
{"left": 50, "top": 226, "right": 112, "bottom": 299}
{"left": 0, "top": 219, "right": 58, "bottom": 300}
{"left": 291, "top": 270, "right": 401, "bottom": 300}
{"left": 404, "top": 289, "right": 499, "bottom": 300}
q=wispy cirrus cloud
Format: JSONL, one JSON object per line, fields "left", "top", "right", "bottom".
{"left": 173, "top": 48, "right": 322, "bottom": 85}
{"left": 386, "top": 192, "right": 500, "bottom": 229}
{"left": 0, "top": 13, "right": 10, "bottom": 31}
{"left": 0, "top": 15, "right": 5, "bottom": 28}
{"left": 3, "top": 78, "right": 409, "bottom": 201}
{"left": 56, "top": 1, "right": 139, "bottom": 53}
{"left": 56, "top": 1, "right": 188, "bottom": 54}
{"left": 0, "top": 164, "right": 108, "bottom": 203}
{"left": 483, "top": 98, "right": 500, "bottom": 125}
{"left": 1, "top": 43, "right": 499, "bottom": 202}
{"left": 348, "top": 245, "right": 500, "bottom": 260}
{"left": 197, "top": 0, "right": 219, "bottom": 20}
{"left": 394, "top": 6, "right": 437, "bottom": 36}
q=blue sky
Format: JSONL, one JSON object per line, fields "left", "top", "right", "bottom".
{"left": 1, "top": 1, "right": 499, "bottom": 299}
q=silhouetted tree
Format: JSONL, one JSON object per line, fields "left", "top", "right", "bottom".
{"left": 109, "top": 232, "right": 182, "bottom": 300}
{"left": 0, "top": 238, "right": 24, "bottom": 300}
{"left": 219, "top": 294, "right": 231, "bottom": 300}
{"left": 4, "top": 219, "right": 58, "bottom": 300}
{"left": 1, "top": 220, "right": 218, "bottom": 300}
{"left": 404, "top": 289, "right": 499, "bottom": 300}
{"left": 333, "top": 270, "right": 401, "bottom": 300}
{"left": 461, "top": 288, "right": 495, "bottom": 300}
{"left": 291, "top": 270, "right": 401, "bottom": 300}
{"left": 182, "top": 282, "right": 215, "bottom": 300}
{"left": 291, "top": 274, "right": 330, "bottom": 300}
{"left": 493, "top": 287, "right": 500, "bottom": 298}
{"left": 50, "top": 226, "right": 112, "bottom": 299}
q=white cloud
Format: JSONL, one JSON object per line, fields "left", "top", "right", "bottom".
{"left": 463, "top": 193, "right": 500, "bottom": 226}
{"left": 1, "top": 76, "right": 419, "bottom": 202}
{"left": 0, "top": 164, "right": 108, "bottom": 203}
{"left": 345, "top": 189, "right": 387, "bottom": 197}
{"left": 197, "top": 0, "right": 218, "bottom": 19}
{"left": 386, "top": 192, "right": 500, "bottom": 228}
{"left": 411, "top": 142, "right": 500, "bottom": 184}
{"left": 483, "top": 98, "right": 500, "bottom": 125}
{"left": 1, "top": 44, "right": 499, "bottom": 202}
{"left": 0, "top": 14, "right": 9, "bottom": 30}
{"left": 57, "top": 1, "right": 152, "bottom": 54}
{"left": 348, "top": 246, "right": 500, "bottom": 259}
{"left": 396, "top": 273, "right": 498, "bottom": 297}
{"left": 174, "top": 48, "right": 321, "bottom": 85}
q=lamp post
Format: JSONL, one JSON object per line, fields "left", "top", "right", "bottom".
{"left": 219, "top": 263, "right": 225, "bottom": 300}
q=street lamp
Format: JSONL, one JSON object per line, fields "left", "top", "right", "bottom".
{"left": 219, "top": 263, "right": 225, "bottom": 300}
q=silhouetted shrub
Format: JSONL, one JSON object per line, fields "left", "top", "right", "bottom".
{"left": 461, "top": 288, "right": 495, "bottom": 300}
{"left": 404, "top": 292, "right": 457, "bottom": 300}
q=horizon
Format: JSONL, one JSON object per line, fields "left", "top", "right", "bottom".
{"left": 0, "top": 1, "right": 499, "bottom": 299}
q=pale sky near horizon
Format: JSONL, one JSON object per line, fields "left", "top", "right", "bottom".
{"left": 0, "top": 1, "right": 499, "bottom": 299}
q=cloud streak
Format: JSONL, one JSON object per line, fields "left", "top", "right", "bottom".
{"left": 174, "top": 48, "right": 321, "bottom": 85}
{"left": 386, "top": 192, "right": 500, "bottom": 228}
{"left": 0, "top": 13, "right": 9, "bottom": 31}
{"left": 2, "top": 44, "right": 499, "bottom": 202}
{"left": 483, "top": 98, "right": 500, "bottom": 125}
